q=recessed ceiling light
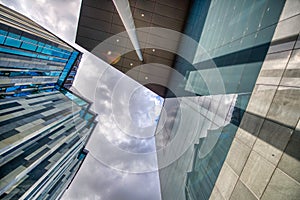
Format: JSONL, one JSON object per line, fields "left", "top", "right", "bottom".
{"left": 152, "top": 49, "right": 155, "bottom": 52}
{"left": 107, "top": 51, "right": 112, "bottom": 55}
{"left": 141, "top": 13, "right": 145, "bottom": 17}
{"left": 130, "top": 63, "right": 133, "bottom": 66}
{"left": 116, "top": 39, "right": 119, "bottom": 42}
{"left": 145, "top": 76, "right": 148, "bottom": 80}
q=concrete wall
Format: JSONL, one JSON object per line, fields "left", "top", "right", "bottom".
{"left": 210, "top": 1, "right": 300, "bottom": 199}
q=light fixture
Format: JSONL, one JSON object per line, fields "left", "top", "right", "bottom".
{"left": 107, "top": 51, "right": 112, "bottom": 55}
{"left": 116, "top": 39, "right": 119, "bottom": 42}
{"left": 141, "top": 13, "right": 145, "bottom": 17}
{"left": 145, "top": 76, "right": 148, "bottom": 80}
{"left": 130, "top": 63, "right": 133, "bottom": 66}
{"left": 152, "top": 49, "right": 155, "bottom": 52}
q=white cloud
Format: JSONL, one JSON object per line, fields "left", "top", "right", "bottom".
{"left": 0, "top": 0, "right": 81, "bottom": 42}
{"left": 63, "top": 155, "right": 161, "bottom": 200}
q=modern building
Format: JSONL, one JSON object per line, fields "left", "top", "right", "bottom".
{"left": 0, "top": 90, "right": 97, "bottom": 200}
{"left": 76, "top": 0, "right": 300, "bottom": 200}
{"left": 0, "top": 4, "right": 82, "bottom": 98}
{"left": 0, "top": 4, "right": 97, "bottom": 199}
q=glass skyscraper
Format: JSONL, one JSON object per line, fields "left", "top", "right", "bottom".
{"left": 0, "top": 4, "right": 97, "bottom": 199}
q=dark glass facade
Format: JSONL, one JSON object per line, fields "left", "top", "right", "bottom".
{"left": 155, "top": 0, "right": 292, "bottom": 200}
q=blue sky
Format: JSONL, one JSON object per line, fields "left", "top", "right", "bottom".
{"left": 0, "top": 0, "right": 163, "bottom": 199}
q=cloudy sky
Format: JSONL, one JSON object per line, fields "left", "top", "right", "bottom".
{"left": 0, "top": 0, "right": 162, "bottom": 199}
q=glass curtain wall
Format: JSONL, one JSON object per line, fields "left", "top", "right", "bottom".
{"left": 156, "top": 0, "right": 286, "bottom": 200}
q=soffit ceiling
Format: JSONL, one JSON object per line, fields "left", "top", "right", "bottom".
{"left": 76, "top": 0, "right": 191, "bottom": 97}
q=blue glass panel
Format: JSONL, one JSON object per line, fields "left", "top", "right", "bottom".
{"left": 59, "top": 88, "right": 88, "bottom": 107}
{"left": 37, "top": 54, "right": 49, "bottom": 60}
{"left": 52, "top": 50, "right": 66, "bottom": 58}
{"left": 51, "top": 57, "right": 66, "bottom": 63}
{"left": 41, "top": 47, "right": 51, "bottom": 55}
{"left": 6, "top": 86, "right": 20, "bottom": 92}
{"left": 66, "top": 91, "right": 87, "bottom": 106}
{"left": 0, "top": 44, "right": 71, "bottom": 62}
{"left": 43, "top": 88, "right": 54, "bottom": 92}
{"left": 34, "top": 46, "right": 70, "bottom": 59}
{"left": 0, "top": 46, "right": 37, "bottom": 58}
{"left": 79, "top": 109, "right": 85, "bottom": 117}
{"left": 84, "top": 113, "right": 93, "bottom": 121}
{"left": 0, "top": 29, "right": 73, "bottom": 60}
{"left": 21, "top": 42, "right": 37, "bottom": 51}
{"left": 5, "top": 83, "right": 56, "bottom": 97}
{"left": 38, "top": 42, "right": 45, "bottom": 47}
{"left": 0, "top": 29, "right": 7, "bottom": 36}
{"left": 18, "top": 50, "right": 37, "bottom": 57}
{"left": 9, "top": 71, "right": 24, "bottom": 76}
{"left": 21, "top": 36, "right": 38, "bottom": 44}
{"left": 4, "top": 37, "right": 21, "bottom": 48}
{"left": 78, "top": 153, "right": 86, "bottom": 160}
{"left": 9, "top": 71, "right": 58, "bottom": 77}
{"left": 45, "top": 44, "right": 52, "bottom": 48}
{"left": 52, "top": 46, "right": 61, "bottom": 52}
{"left": 0, "top": 35, "right": 5, "bottom": 44}
{"left": 8, "top": 32, "right": 20, "bottom": 39}
{"left": 47, "top": 71, "right": 61, "bottom": 76}
{"left": 69, "top": 71, "right": 76, "bottom": 76}
{"left": 36, "top": 46, "right": 43, "bottom": 52}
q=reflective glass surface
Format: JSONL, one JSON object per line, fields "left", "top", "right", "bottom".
{"left": 57, "top": 51, "right": 79, "bottom": 87}
{"left": 0, "top": 23, "right": 80, "bottom": 98}
{"left": 59, "top": 87, "right": 88, "bottom": 107}
{"left": 156, "top": 0, "right": 285, "bottom": 200}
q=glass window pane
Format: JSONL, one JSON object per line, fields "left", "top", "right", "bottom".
{"left": 21, "top": 42, "right": 37, "bottom": 51}
{"left": 0, "top": 35, "right": 5, "bottom": 44}
{"left": 4, "top": 37, "right": 21, "bottom": 48}
{"left": 8, "top": 32, "right": 20, "bottom": 39}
